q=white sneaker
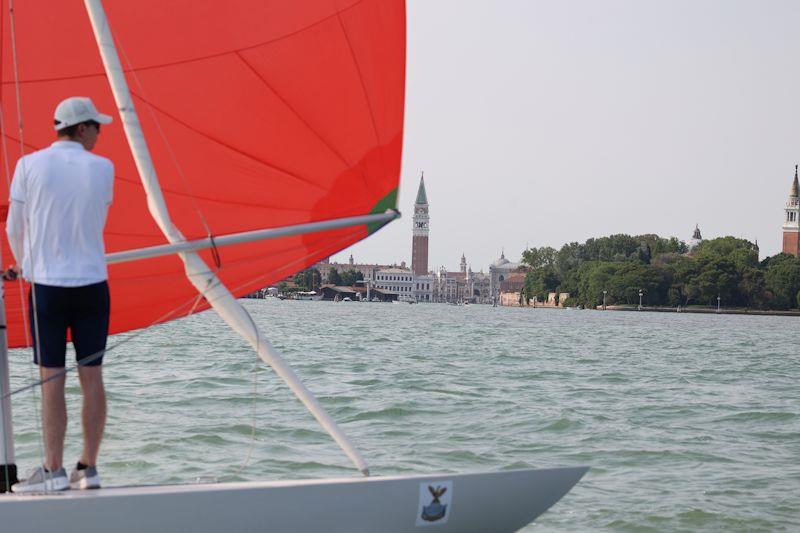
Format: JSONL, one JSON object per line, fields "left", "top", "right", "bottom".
{"left": 70, "top": 464, "right": 101, "bottom": 489}
{"left": 11, "top": 466, "right": 69, "bottom": 493}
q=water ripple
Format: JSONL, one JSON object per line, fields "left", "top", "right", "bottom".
{"left": 6, "top": 301, "right": 800, "bottom": 532}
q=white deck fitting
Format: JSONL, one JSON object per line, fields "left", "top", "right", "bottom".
{"left": 0, "top": 467, "right": 588, "bottom": 532}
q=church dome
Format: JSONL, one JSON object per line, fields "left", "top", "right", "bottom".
{"left": 492, "top": 251, "right": 510, "bottom": 267}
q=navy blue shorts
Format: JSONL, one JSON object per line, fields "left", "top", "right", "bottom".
{"left": 28, "top": 281, "right": 110, "bottom": 368}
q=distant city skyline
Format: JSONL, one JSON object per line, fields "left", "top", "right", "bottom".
{"left": 333, "top": 0, "right": 800, "bottom": 271}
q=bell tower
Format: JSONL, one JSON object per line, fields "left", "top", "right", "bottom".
{"left": 412, "top": 173, "right": 429, "bottom": 275}
{"left": 782, "top": 165, "right": 800, "bottom": 257}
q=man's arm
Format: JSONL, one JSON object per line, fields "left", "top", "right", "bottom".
{"left": 105, "top": 159, "right": 114, "bottom": 206}
{"left": 6, "top": 160, "right": 26, "bottom": 271}
{"left": 6, "top": 200, "right": 25, "bottom": 272}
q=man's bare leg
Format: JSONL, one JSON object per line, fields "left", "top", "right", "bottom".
{"left": 40, "top": 367, "right": 67, "bottom": 471}
{"left": 77, "top": 365, "right": 106, "bottom": 467}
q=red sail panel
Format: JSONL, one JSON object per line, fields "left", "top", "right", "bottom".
{"left": 0, "top": 0, "right": 405, "bottom": 347}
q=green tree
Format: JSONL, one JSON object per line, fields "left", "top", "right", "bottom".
{"left": 693, "top": 236, "right": 758, "bottom": 263}
{"left": 573, "top": 261, "right": 663, "bottom": 307}
{"left": 294, "top": 268, "right": 321, "bottom": 291}
{"left": 575, "top": 262, "right": 617, "bottom": 308}
{"left": 634, "top": 234, "right": 688, "bottom": 257}
{"left": 689, "top": 256, "right": 738, "bottom": 306}
{"left": 764, "top": 255, "right": 800, "bottom": 309}
{"left": 612, "top": 262, "right": 662, "bottom": 305}
{"left": 652, "top": 253, "right": 693, "bottom": 306}
{"left": 555, "top": 242, "right": 583, "bottom": 278}
{"left": 327, "top": 268, "right": 342, "bottom": 285}
{"left": 522, "top": 246, "right": 557, "bottom": 269}
{"left": 340, "top": 269, "right": 364, "bottom": 286}
{"left": 738, "top": 267, "right": 766, "bottom": 308}
{"left": 524, "top": 267, "right": 560, "bottom": 302}
{"left": 524, "top": 232, "right": 796, "bottom": 310}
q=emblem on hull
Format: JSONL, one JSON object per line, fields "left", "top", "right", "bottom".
{"left": 416, "top": 480, "right": 453, "bottom": 527}
{"left": 421, "top": 486, "right": 447, "bottom": 521}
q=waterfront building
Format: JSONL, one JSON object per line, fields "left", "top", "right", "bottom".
{"left": 497, "top": 271, "right": 527, "bottom": 307}
{"left": 429, "top": 256, "right": 491, "bottom": 304}
{"left": 315, "top": 257, "right": 396, "bottom": 283}
{"left": 469, "top": 270, "right": 492, "bottom": 303}
{"left": 689, "top": 224, "right": 703, "bottom": 251}
{"left": 434, "top": 266, "right": 462, "bottom": 303}
{"left": 413, "top": 274, "right": 434, "bottom": 302}
{"left": 313, "top": 173, "right": 495, "bottom": 305}
{"left": 499, "top": 272, "right": 526, "bottom": 294}
{"left": 372, "top": 267, "right": 416, "bottom": 302}
{"left": 489, "top": 251, "right": 525, "bottom": 304}
{"left": 411, "top": 173, "right": 430, "bottom": 275}
{"left": 782, "top": 165, "right": 800, "bottom": 257}
{"left": 683, "top": 224, "right": 704, "bottom": 257}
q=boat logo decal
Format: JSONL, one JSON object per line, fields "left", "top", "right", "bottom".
{"left": 416, "top": 480, "right": 452, "bottom": 526}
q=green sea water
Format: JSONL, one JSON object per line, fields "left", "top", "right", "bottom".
{"left": 7, "top": 300, "right": 800, "bottom": 532}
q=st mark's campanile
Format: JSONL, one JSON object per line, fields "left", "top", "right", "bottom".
{"left": 412, "top": 173, "right": 429, "bottom": 275}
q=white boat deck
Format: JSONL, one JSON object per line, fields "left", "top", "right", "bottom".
{"left": 1, "top": 467, "right": 588, "bottom": 532}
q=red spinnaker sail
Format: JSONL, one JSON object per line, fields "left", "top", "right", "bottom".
{"left": 0, "top": 1, "right": 406, "bottom": 348}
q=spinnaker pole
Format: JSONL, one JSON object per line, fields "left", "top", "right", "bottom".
{"left": 84, "top": 0, "right": 370, "bottom": 476}
{"left": 106, "top": 211, "right": 399, "bottom": 265}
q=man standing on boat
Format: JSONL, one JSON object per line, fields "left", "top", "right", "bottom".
{"left": 5, "top": 97, "right": 114, "bottom": 492}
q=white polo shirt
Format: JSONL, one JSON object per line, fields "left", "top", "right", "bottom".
{"left": 6, "top": 140, "right": 114, "bottom": 287}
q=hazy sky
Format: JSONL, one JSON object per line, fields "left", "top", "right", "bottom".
{"left": 333, "top": 0, "right": 800, "bottom": 272}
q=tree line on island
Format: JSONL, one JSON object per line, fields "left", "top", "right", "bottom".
{"left": 281, "top": 267, "right": 364, "bottom": 293}
{"left": 522, "top": 234, "right": 800, "bottom": 310}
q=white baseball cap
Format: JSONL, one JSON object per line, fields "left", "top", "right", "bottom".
{"left": 53, "top": 96, "right": 113, "bottom": 131}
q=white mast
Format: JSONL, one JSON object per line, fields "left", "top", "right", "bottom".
{"left": 0, "top": 250, "right": 18, "bottom": 491}
{"left": 83, "top": 0, "right": 369, "bottom": 475}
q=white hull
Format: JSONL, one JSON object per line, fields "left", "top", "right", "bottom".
{"left": 1, "top": 467, "right": 587, "bottom": 532}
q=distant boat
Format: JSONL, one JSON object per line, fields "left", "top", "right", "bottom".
{"left": 295, "top": 291, "right": 322, "bottom": 301}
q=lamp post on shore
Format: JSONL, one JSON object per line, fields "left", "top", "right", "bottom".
{"left": 603, "top": 290, "right": 607, "bottom": 310}
{"left": 717, "top": 294, "right": 721, "bottom": 313}
{"left": 638, "top": 289, "right": 643, "bottom": 310}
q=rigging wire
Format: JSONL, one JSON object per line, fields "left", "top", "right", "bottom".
{"left": 4, "top": 0, "right": 47, "bottom": 485}
{"left": 114, "top": 36, "right": 215, "bottom": 243}
{"left": 232, "top": 355, "right": 259, "bottom": 478}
